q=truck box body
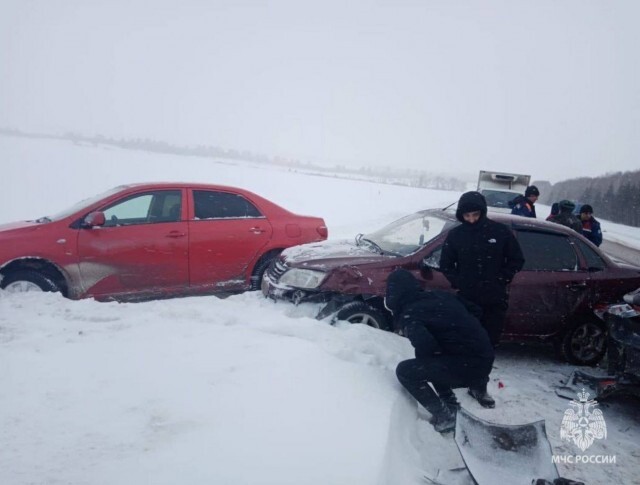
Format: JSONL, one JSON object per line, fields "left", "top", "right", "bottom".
{"left": 477, "top": 170, "right": 531, "bottom": 213}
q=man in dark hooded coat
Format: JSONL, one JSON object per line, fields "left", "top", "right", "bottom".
{"left": 387, "top": 269, "right": 494, "bottom": 434}
{"left": 439, "top": 191, "right": 524, "bottom": 408}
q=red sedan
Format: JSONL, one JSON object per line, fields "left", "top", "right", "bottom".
{"left": 0, "top": 183, "right": 327, "bottom": 301}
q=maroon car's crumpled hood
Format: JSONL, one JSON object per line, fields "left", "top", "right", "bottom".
{"left": 281, "top": 239, "right": 396, "bottom": 270}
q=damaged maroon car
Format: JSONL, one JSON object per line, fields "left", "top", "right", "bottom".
{"left": 0, "top": 183, "right": 327, "bottom": 301}
{"left": 262, "top": 209, "right": 640, "bottom": 365}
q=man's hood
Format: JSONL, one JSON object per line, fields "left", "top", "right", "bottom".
{"left": 456, "top": 191, "right": 488, "bottom": 223}
{"left": 384, "top": 268, "right": 423, "bottom": 315}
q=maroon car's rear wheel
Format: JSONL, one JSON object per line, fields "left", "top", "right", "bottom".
{"left": 560, "top": 319, "right": 607, "bottom": 366}
{"left": 335, "top": 302, "right": 391, "bottom": 331}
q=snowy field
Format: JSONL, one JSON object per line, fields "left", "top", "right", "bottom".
{"left": 1, "top": 136, "right": 639, "bottom": 484}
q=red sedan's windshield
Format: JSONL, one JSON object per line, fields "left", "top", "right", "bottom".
{"left": 44, "top": 186, "right": 128, "bottom": 222}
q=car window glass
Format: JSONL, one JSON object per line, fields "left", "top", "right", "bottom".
{"left": 102, "top": 190, "right": 181, "bottom": 226}
{"left": 482, "top": 190, "right": 518, "bottom": 208}
{"left": 49, "top": 186, "right": 126, "bottom": 221}
{"left": 150, "top": 191, "right": 182, "bottom": 222}
{"left": 364, "top": 212, "right": 457, "bottom": 256}
{"left": 573, "top": 238, "right": 606, "bottom": 271}
{"left": 193, "top": 190, "right": 262, "bottom": 219}
{"left": 516, "top": 230, "right": 578, "bottom": 271}
{"left": 423, "top": 246, "right": 442, "bottom": 269}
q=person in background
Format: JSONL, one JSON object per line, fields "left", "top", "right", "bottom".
{"left": 387, "top": 269, "right": 494, "bottom": 434}
{"left": 579, "top": 204, "right": 603, "bottom": 246}
{"left": 546, "top": 202, "right": 559, "bottom": 221}
{"left": 440, "top": 191, "right": 525, "bottom": 408}
{"left": 550, "top": 200, "right": 582, "bottom": 233}
{"left": 510, "top": 185, "right": 540, "bottom": 218}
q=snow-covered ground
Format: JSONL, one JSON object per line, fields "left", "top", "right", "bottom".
{"left": 1, "top": 136, "right": 639, "bottom": 484}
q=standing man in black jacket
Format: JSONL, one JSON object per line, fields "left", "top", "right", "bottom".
{"left": 387, "top": 269, "right": 495, "bottom": 434}
{"left": 439, "top": 191, "right": 525, "bottom": 408}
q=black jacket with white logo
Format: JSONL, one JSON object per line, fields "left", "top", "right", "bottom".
{"left": 440, "top": 195, "right": 525, "bottom": 305}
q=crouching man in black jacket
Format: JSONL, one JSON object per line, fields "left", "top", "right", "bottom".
{"left": 387, "top": 269, "right": 494, "bottom": 434}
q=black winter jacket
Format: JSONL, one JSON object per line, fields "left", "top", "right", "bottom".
{"left": 552, "top": 209, "right": 582, "bottom": 234}
{"left": 385, "top": 269, "right": 494, "bottom": 369}
{"left": 441, "top": 192, "right": 525, "bottom": 305}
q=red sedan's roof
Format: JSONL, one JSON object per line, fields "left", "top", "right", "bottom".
{"left": 123, "top": 182, "right": 257, "bottom": 192}
{"left": 113, "top": 182, "right": 295, "bottom": 216}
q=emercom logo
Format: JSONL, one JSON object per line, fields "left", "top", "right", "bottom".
{"left": 560, "top": 389, "right": 607, "bottom": 451}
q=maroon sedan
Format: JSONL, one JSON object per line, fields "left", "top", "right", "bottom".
{"left": 0, "top": 183, "right": 327, "bottom": 301}
{"left": 263, "top": 209, "right": 640, "bottom": 365}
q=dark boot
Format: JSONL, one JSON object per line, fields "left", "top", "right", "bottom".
{"left": 428, "top": 404, "right": 456, "bottom": 433}
{"left": 407, "top": 384, "right": 456, "bottom": 434}
{"left": 438, "top": 388, "right": 461, "bottom": 413}
{"left": 395, "top": 361, "right": 457, "bottom": 433}
{"left": 468, "top": 383, "right": 496, "bottom": 408}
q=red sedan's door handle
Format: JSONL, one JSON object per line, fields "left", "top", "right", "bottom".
{"left": 249, "top": 227, "right": 266, "bottom": 234}
{"left": 567, "top": 282, "right": 588, "bottom": 291}
{"left": 166, "top": 231, "right": 187, "bottom": 238}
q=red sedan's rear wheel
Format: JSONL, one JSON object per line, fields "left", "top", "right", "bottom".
{"left": 250, "top": 251, "right": 282, "bottom": 291}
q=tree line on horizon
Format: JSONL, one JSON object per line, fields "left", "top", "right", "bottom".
{"left": 3, "top": 128, "right": 634, "bottom": 221}
{"left": 537, "top": 171, "right": 640, "bottom": 227}
{"left": 0, "top": 127, "right": 467, "bottom": 192}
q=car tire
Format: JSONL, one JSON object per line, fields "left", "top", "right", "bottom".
{"left": 559, "top": 319, "right": 607, "bottom": 366}
{"left": 1, "top": 270, "right": 61, "bottom": 294}
{"left": 335, "top": 301, "right": 391, "bottom": 331}
{"left": 249, "top": 251, "right": 281, "bottom": 291}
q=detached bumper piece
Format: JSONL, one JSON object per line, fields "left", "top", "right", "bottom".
{"left": 454, "top": 408, "right": 560, "bottom": 485}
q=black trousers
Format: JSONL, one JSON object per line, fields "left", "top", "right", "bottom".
{"left": 396, "top": 356, "right": 491, "bottom": 413}
{"left": 461, "top": 301, "right": 506, "bottom": 389}
{"left": 477, "top": 302, "right": 508, "bottom": 347}
{"left": 459, "top": 287, "right": 509, "bottom": 347}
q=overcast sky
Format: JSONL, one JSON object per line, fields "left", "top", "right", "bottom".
{"left": 2, "top": 0, "right": 639, "bottom": 183}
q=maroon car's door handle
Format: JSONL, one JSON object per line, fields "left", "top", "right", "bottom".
{"left": 249, "top": 227, "right": 266, "bottom": 234}
{"left": 567, "top": 282, "right": 588, "bottom": 291}
{"left": 166, "top": 231, "right": 187, "bottom": 238}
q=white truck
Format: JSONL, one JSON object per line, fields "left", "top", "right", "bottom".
{"left": 477, "top": 170, "right": 531, "bottom": 213}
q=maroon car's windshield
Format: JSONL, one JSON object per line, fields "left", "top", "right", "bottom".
{"left": 362, "top": 211, "right": 459, "bottom": 256}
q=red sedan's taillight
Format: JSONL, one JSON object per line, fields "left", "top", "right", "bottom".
{"left": 316, "top": 225, "right": 328, "bottom": 239}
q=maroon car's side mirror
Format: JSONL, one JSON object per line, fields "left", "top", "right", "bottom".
{"left": 422, "top": 254, "right": 441, "bottom": 271}
{"left": 83, "top": 211, "right": 106, "bottom": 228}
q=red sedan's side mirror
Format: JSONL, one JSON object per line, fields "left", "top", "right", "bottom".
{"left": 83, "top": 211, "right": 106, "bottom": 228}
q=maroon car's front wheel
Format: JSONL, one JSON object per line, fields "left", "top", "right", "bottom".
{"left": 560, "top": 319, "right": 607, "bottom": 366}
{"left": 335, "top": 302, "right": 392, "bottom": 331}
